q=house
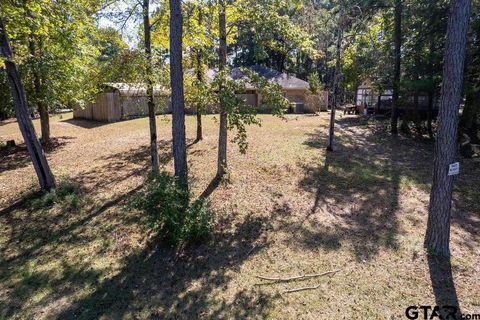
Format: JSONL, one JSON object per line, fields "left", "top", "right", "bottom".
{"left": 206, "top": 66, "right": 328, "bottom": 113}
{"left": 74, "top": 67, "right": 328, "bottom": 123}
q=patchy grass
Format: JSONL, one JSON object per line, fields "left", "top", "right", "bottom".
{"left": 0, "top": 112, "right": 479, "bottom": 319}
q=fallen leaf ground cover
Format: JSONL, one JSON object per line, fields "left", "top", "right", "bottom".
{"left": 0, "top": 112, "right": 479, "bottom": 319}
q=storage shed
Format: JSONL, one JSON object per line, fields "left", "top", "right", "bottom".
{"left": 74, "top": 83, "right": 170, "bottom": 122}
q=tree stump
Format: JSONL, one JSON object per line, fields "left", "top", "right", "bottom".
{"left": 6, "top": 140, "right": 15, "bottom": 148}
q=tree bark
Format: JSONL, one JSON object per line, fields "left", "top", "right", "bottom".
{"left": 424, "top": 0, "right": 471, "bottom": 257}
{"left": 196, "top": 108, "right": 203, "bottom": 142}
{"left": 217, "top": 0, "right": 228, "bottom": 178}
{"left": 28, "top": 37, "right": 50, "bottom": 144}
{"left": 170, "top": 0, "right": 188, "bottom": 179}
{"left": 0, "top": 17, "right": 55, "bottom": 190}
{"left": 390, "top": 0, "right": 402, "bottom": 134}
{"left": 326, "top": 23, "right": 343, "bottom": 152}
{"left": 143, "top": 0, "right": 160, "bottom": 173}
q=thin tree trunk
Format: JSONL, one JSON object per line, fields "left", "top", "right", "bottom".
{"left": 217, "top": 0, "right": 228, "bottom": 178}
{"left": 390, "top": 0, "right": 402, "bottom": 134}
{"left": 0, "top": 17, "right": 55, "bottom": 190}
{"left": 143, "top": 0, "right": 160, "bottom": 173}
{"left": 326, "top": 24, "right": 343, "bottom": 152}
{"left": 424, "top": 0, "right": 471, "bottom": 257}
{"left": 196, "top": 112, "right": 203, "bottom": 141}
{"left": 195, "top": 6, "right": 204, "bottom": 142}
{"left": 170, "top": 0, "right": 188, "bottom": 179}
{"left": 28, "top": 37, "right": 50, "bottom": 144}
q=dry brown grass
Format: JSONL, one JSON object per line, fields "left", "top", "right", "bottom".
{"left": 0, "top": 112, "right": 479, "bottom": 319}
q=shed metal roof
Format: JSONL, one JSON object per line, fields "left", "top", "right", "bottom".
{"left": 103, "top": 83, "right": 169, "bottom": 97}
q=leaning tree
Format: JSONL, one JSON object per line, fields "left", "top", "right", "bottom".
{"left": 0, "top": 16, "right": 55, "bottom": 190}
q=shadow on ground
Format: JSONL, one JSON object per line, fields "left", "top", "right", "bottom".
{"left": 1, "top": 116, "right": 478, "bottom": 318}
{"left": 0, "top": 136, "right": 75, "bottom": 173}
{"left": 294, "top": 117, "right": 480, "bottom": 260}
{"left": 0, "top": 138, "right": 275, "bottom": 319}
{"left": 0, "top": 185, "right": 275, "bottom": 319}
{"left": 61, "top": 118, "right": 111, "bottom": 129}
{"left": 428, "top": 255, "right": 462, "bottom": 319}
{"left": 295, "top": 116, "right": 432, "bottom": 261}
{"left": 54, "top": 212, "right": 273, "bottom": 319}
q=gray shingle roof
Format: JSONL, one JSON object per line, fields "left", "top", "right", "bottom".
{"left": 206, "top": 66, "right": 309, "bottom": 90}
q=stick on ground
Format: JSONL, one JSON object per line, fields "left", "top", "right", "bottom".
{"left": 282, "top": 284, "right": 322, "bottom": 294}
{"left": 256, "top": 269, "right": 340, "bottom": 282}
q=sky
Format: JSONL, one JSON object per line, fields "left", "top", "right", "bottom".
{"left": 97, "top": 1, "right": 161, "bottom": 48}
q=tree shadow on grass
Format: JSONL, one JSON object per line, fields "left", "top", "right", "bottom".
{"left": 52, "top": 212, "right": 274, "bottom": 319}
{"left": 296, "top": 116, "right": 441, "bottom": 262}
{"left": 72, "top": 138, "right": 194, "bottom": 193}
{"left": 1, "top": 139, "right": 276, "bottom": 318}
{"left": 427, "top": 255, "right": 461, "bottom": 319}
{"left": 0, "top": 182, "right": 146, "bottom": 319}
{"left": 61, "top": 118, "right": 110, "bottom": 129}
{"left": 0, "top": 136, "right": 75, "bottom": 173}
{"left": 298, "top": 120, "right": 405, "bottom": 261}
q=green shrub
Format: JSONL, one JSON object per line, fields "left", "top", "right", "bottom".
{"left": 36, "top": 175, "right": 84, "bottom": 211}
{"left": 131, "top": 173, "right": 213, "bottom": 247}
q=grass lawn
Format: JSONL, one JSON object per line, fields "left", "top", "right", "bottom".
{"left": 0, "top": 112, "right": 479, "bottom": 319}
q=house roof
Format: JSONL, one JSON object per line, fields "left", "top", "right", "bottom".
{"left": 205, "top": 66, "right": 309, "bottom": 91}
{"left": 105, "top": 66, "right": 308, "bottom": 97}
{"left": 103, "top": 83, "right": 169, "bottom": 97}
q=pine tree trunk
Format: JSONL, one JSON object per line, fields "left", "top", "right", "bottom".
{"left": 424, "top": 0, "right": 471, "bottom": 257}
{"left": 143, "top": 0, "right": 160, "bottom": 173}
{"left": 326, "top": 24, "right": 343, "bottom": 152}
{"left": 390, "top": 0, "right": 402, "bottom": 134}
{"left": 217, "top": 0, "right": 228, "bottom": 178}
{"left": 170, "top": 0, "right": 188, "bottom": 179}
{"left": 0, "top": 17, "right": 55, "bottom": 190}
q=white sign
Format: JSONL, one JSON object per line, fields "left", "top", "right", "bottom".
{"left": 448, "top": 162, "right": 460, "bottom": 176}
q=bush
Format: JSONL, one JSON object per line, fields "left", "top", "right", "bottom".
{"left": 38, "top": 175, "right": 83, "bottom": 211}
{"left": 131, "top": 173, "right": 213, "bottom": 247}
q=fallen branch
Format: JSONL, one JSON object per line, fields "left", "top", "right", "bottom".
{"left": 282, "top": 284, "right": 321, "bottom": 294}
{"left": 256, "top": 269, "right": 341, "bottom": 282}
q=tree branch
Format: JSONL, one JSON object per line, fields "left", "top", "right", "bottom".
{"left": 256, "top": 269, "right": 341, "bottom": 282}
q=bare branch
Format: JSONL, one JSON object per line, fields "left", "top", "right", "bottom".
{"left": 120, "top": 2, "right": 141, "bottom": 32}
{"left": 282, "top": 284, "right": 321, "bottom": 294}
{"left": 256, "top": 269, "right": 341, "bottom": 282}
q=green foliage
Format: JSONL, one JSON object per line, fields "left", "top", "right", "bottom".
{"left": 184, "top": 74, "right": 215, "bottom": 114}
{"left": 29, "top": 175, "right": 84, "bottom": 212}
{"left": 212, "top": 70, "right": 261, "bottom": 154}
{"left": 130, "top": 173, "right": 213, "bottom": 248}
{"left": 242, "top": 68, "right": 290, "bottom": 117}
{"left": 211, "top": 68, "right": 290, "bottom": 154}
{"left": 307, "top": 72, "right": 323, "bottom": 94}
